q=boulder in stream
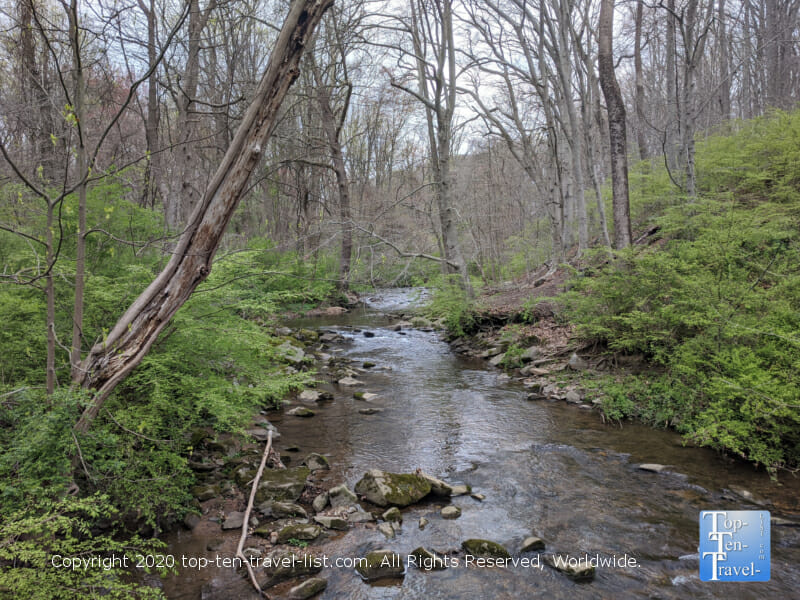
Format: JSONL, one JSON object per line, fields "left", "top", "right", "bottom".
{"left": 461, "top": 539, "right": 511, "bottom": 560}
{"left": 312, "top": 492, "right": 329, "bottom": 512}
{"left": 258, "top": 501, "right": 307, "bottom": 519}
{"left": 354, "top": 469, "right": 432, "bottom": 507}
{"left": 328, "top": 484, "right": 358, "bottom": 508}
{"left": 288, "top": 577, "right": 327, "bottom": 600}
{"left": 313, "top": 516, "right": 349, "bottom": 530}
{"left": 418, "top": 472, "right": 454, "bottom": 496}
{"left": 355, "top": 550, "right": 405, "bottom": 581}
{"left": 303, "top": 453, "right": 330, "bottom": 471}
{"left": 276, "top": 523, "right": 322, "bottom": 544}
{"left": 287, "top": 407, "right": 315, "bottom": 418}
{"left": 521, "top": 536, "right": 545, "bottom": 552}
{"left": 382, "top": 507, "right": 403, "bottom": 523}
{"left": 259, "top": 550, "right": 323, "bottom": 588}
{"left": 254, "top": 466, "right": 310, "bottom": 503}
{"left": 543, "top": 554, "right": 595, "bottom": 581}
{"left": 410, "top": 547, "right": 447, "bottom": 570}
{"left": 441, "top": 506, "right": 461, "bottom": 519}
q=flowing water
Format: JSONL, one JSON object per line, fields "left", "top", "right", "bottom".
{"left": 162, "top": 289, "right": 800, "bottom": 599}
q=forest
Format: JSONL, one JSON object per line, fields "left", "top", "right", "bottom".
{"left": 0, "top": 0, "right": 798, "bottom": 598}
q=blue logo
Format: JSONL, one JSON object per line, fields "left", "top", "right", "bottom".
{"left": 699, "top": 510, "right": 770, "bottom": 581}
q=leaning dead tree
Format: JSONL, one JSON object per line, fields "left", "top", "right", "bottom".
{"left": 73, "top": 0, "right": 334, "bottom": 433}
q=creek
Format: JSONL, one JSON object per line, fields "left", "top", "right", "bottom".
{"left": 161, "top": 289, "right": 800, "bottom": 599}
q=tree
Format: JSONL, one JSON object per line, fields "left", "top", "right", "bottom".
{"left": 389, "top": 0, "right": 470, "bottom": 290}
{"left": 597, "top": 0, "right": 631, "bottom": 249}
{"left": 73, "top": 0, "right": 334, "bottom": 433}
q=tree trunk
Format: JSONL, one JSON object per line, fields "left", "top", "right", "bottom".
{"left": 665, "top": 0, "right": 678, "bottom": 173}
{"left": 634, "top": 0, "right": 649, "bottom": 159}
{"left": 73, "top": 0, "right": 333, "bottom": 433}
{"left": 598, "top": 0, "right": 631, "bottom": 249}
{"left": 140, "top": 0, "right": 161, "bottom": 209}
{"left": 68, "top": 0, "right": 87, "bottom": 379}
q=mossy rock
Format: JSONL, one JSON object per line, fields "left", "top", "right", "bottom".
{"left": 255, "top": 466, "right": 310, "bottom": 503}
{"left": 354, "top": 469, "right": 431, "bottom": 507}
{"left": 258, "top": 501, "right": 307, "bottom": 519}
{"left": 382, "top": 507, "right": 402, "bottom": 523}
{"left": 259, "top": 550, "right": 323, "bottom": 588}
{"left": 276, "top": 523, "right": 321, "bottom": 544}
{"left": 192, "top": 484, "right": 219, "bottom": 502}
{"left": 543, "top": 554, "right": 595, "bottom": 581}
{"left": 355, "top": 549, "right": 405, "bottom": 580}
{"left": 410, "top": 547, "right": 447, "bottom": 570}
{"left": 461, "top": 539, "right": 511, "bottom": 559}
{"left": 288, "top": 577, "right": 327, "bottom": 600}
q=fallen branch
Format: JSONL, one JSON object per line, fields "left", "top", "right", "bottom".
{"left": 236, "top": 429, "right": 273, "bottom": 598}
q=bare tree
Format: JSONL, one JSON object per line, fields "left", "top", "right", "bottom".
{"left": 598, "top": 0, "right": 631, "bottom": 249}
{"left": 73, "top": 0, "right": 333, "bottom": 433}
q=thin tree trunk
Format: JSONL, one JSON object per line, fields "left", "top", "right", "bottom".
{"left": 73, "top": 0, "right": 333, "bottom": 433}
{"left": 598, "top": 0, "right": 631, "bottom": 249}
{"left": 634, "top": 0, "right": 649, "bottom": 159}
{"left": 140, "top": 0, "right": 161, "bottom": 209}
{"left": 46, "top": 202, "right": 56, "bottom": 395}
{"left": 68, "top": 0, "right": 87, "bottom": 379}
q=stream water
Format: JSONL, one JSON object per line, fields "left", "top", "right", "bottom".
{"left": 162, "top": 289, "right": 800, "bottom": 599}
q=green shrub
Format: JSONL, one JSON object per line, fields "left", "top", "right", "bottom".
{"left": 562, "top": 110, "right": 800, "bottom": 473}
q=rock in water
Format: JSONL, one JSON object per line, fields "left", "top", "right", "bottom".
{"left": 544, "top": 554, "right": 595, "bottom": 581}
{"left": 638, "top": 463, "right": 668, "bottom": 473}
{"left": 298, "top": 390, "right": 322, "bottom": 402}
{"left": 304, "top": 453, "right": 330, "bottom": 471}
{"left": 288, "top": 577, "right": 327, "bottom": 600}
{"left": 258, "top": 501, "right": 307, "bottom": 519}
{"left": 461, "top": 539, "right": 511, "bottom": 559}
{"left": 354, "top": 469, "right": 432, "bottom": 507}
{"left": 565, "top": 390, "right": 583, "bottom": 404}
{"left": 328, "top": 484, "right": 358, "bottom": 508}
{"left": 277, "top": 342, "right": 305, "bottom": 365}
{"left": 312, "top": 492, "right": 329, "bottom": 513}
{"left": 259, "top": 550, "right": 323, "bottom": 588}
{"left": 410, "top": 547, "right": 447, "bottom": 570}
{"left": 378, "top": 522, "right": 395, "bottom": 539}
{"left": 418, "top": 472, "right": 454, "bottom": 496}
{"left": 337, "top": 376, "right": 364, "bottom": 386}
{"left": 441, "top": 506, "right": 461, "bottom": 519}
{"left": 254, "top": 467, "right": 310, "bottom": 503}
{"left": 276, "top": 523, "right": 321, "bottom": 544}
{"left": 287, "top": 407, "right": 315, "bottom": 418}
{"left": 313, "top": 516, "right": 349, "bottom": 530}
{"left": 382, "top": 507, "right": 403, "bottom": 523}
{"left": 355, "top": 550, "right": 405, "bottom": 581}
{"left": 521, "top": 537, "right": 545, "bottom": 552}
{"left": 221, "top": 511, "right": 245, "bottom": 530}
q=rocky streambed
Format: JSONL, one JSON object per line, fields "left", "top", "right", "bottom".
{"left": 158, "top": 289, "right": 800, "bottom": 600}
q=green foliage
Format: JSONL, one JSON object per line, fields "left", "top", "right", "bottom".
{"left": 425, "top": 276, "right": 478, "bottom": 336}
{"left": 562, "top": 110, "right": 800, "bottom": 472}
{"left": 0, "top": 494, "right": 167, "bottom": 599}
{"left": 0, "top": 174, "right": 340, "bottom": 597}
{"left": 287, "top": 538, "right": 309, "bottom": 548}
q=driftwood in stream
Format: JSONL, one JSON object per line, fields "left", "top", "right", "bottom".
{"left": 237, "top": 429, "right": 273, "bottom": 598}
{"left": 73, "top": 0, "right": 334, "bottom": 433}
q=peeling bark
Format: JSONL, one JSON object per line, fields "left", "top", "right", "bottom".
{"left": 73, "top": 0, "right": 334, "bottom": 433}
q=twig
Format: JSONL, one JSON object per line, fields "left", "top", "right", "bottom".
{"left": 236, "top": 429, "right": 273, "bottom": 599}
{"left": 71, "top": 431, "right": 95, "bottom": 485}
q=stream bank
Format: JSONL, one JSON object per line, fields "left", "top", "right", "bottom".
{"left": 158, "top": 289, "right": 800, "bottom": 600}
